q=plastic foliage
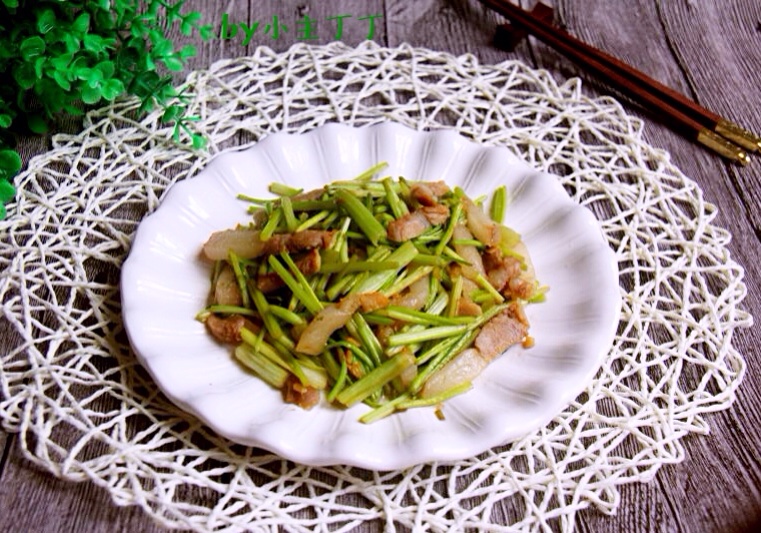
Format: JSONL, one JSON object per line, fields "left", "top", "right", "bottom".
{"left": 0, "top": 0, "right": 212, "bottom": 219}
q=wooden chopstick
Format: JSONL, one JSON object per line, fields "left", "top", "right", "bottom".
{"left": 479, "top": 0, "right": 760, "bottom": 164}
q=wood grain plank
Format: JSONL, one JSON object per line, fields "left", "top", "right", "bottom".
{"left": 2, "top": 1, "right": 761, "bottom": 532}
{"left": 0, "top": 433, "right": 9, "bottom": 482}
{"left": 0, "top": 452, "right": 166, "bottom": 533}
{"left": 385, "top": 0, "right": 521, "bottom": 63}
{"left": 545, "top": 1, "right": 761, "bottom": 532}
{"left": 651, "top": 0, "right": 761, "bottom": 242}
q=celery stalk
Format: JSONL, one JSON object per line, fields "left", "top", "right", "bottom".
{"left": 335, "top": 351, "right": 415, "bottom": 407}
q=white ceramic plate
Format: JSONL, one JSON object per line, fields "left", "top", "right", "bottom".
{"left": 121, "top": 122, "right": 621, "bottom": 470}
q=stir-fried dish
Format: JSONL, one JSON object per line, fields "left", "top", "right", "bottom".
{"left": 197, "top": 163, "right": 546, "bottom": 422}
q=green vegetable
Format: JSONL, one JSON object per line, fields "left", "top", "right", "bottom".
{"left": 490, "top": 185, "right": 507, "bottom": 223}
{"left": 0, "top": 0, "right": 212, "bottom": 219}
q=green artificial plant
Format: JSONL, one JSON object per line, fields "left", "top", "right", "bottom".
{"left": 0, "top": 0, "right": 213, "bottom": 219}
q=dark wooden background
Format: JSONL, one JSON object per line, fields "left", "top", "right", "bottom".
{"left": 1, "top": 1, "right": 760, "bottom": 531}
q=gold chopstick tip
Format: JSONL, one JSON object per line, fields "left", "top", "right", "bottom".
{"left": 698, "top": 129, "right": 749, "bottom": 165}
{"left": 715, "top": 119, "right": 761, "bottom": 153}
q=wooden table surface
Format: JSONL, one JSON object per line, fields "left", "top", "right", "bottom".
{"left": 1, "top": 1, "right": 760, "bottom": 531}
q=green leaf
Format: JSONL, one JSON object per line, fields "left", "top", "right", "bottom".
{"left": 191, "top": 134, "right": 207, "bottom": 150}
{"left": 81, "top": 85, "right": 102, "bottom": 104}
{"left": 52, "top": 70, "right": 71, "bottom": 91}
{"left": 86, "top": 69, "right": 104, "bottom": 88}
{"left": 178, "top": 44, "right": 196, "bottom": 59}
{"left": 162, "top": 56, "right": 184, "bottom": 71}
{"left": 61, "top": 33, "right": 81, "bottom": 53}
{"left": 34, "top": 78, "right": 66, "bottom": 113}
{"left": 50, "top": 53, "right": 73, "bottom": 71}
{"left": 114, "top": 44, "right": 139, "bottom": 70}
{"left": 83, "top": 34, "right": 104, "bottom": 53}
{"left": 130, "top": 20, "right": 145, "bottom": 38}
{"left": 100, "top": 37, "right": 116, "bottom": 51}
{"left": 13, "top": 63, "right": 36, "bottom": 90}
{"left": 199, "top": 24, "right": 213, "bottom": 40}
{"left": 62, "top": 103, "right": 85, "bottom": 116}
{"left": 180, "top": 12, "right": 201, "bottom": 35}
{"left": 27, "top": 114, "right": 48, "bottom": 134}
{"left": 34, "top": 56, "right": 46, "bottom": 78}
{"left": 2, "top": 0, "right": 19, "bottom": 8}
{"left": 139, "top": 99, "right": 155, "bottom": 113}
{"left": 0, "top": 149, "right": 22, "bottom": 177}
{"left": 0, "top": 114, "right": 11, "bottom": 128}
{"left": 152, "top": 38, "right": 173, "bottom": 58}
{"left": 96, "top": 60, "right": 115, "bottom": 79}
{"left": 101, "top": 78, "right": 125, "bottom": 100}
{"left": 0, "top": 178, "right": 15, "bottom": 202}
{"left": 163, "top": 1, "right": 183, "bottom": 22}
{"left": 143, "top": 1, "right": 160, "bottom": 19}
{"left": 0, "top": 180, "right": 14, "bottom": 203}
{"left": 74, "top": 66, "right": 91, "bottom": 81}
{"left": 20, "top": 36, "right": 45, "bottom": 61}
{"left": 161, "top": 105, "right": 181, "bottom": 122}
{"left": 131, "top": 70, "right": 160, "bottom": 97}
{"left": 36, "top": 8, "right": 56, "bottom": 34}
{"left": 72, "top": 12, "right": 90, "bottom": 33}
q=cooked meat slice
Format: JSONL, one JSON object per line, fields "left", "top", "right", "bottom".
{"left": 250, "top": 209, "right": 268, "bottom": 229}
{"left": 357, "top": 292, "right": 390, "bottom": 312}
{"left": 420, "top": 204, "right": 450, "bottom": 225}
{"left": 420, "top": 348, "right": 487, "bottom": 398}
{"left": 282, "top": 374, "right": 320, "bottom": 409}
{"left": 260, "top": 230, "right": 335, "bottom": 255}
{"left": 391, "top": 276, "right": 429, "bottom": 310}
{"left": 253, "top": 276, "right": 278, "bottom": 294}
{"left": 257, "top": 249, "right": 322, "bottom": 293}
{"left": 482, "top": 247, "right": 522, "bottom": 293}
{"left": 387, "top": 210, "right": 431, "bottom": 242}
{"left": 297, "top": 247, "right": 322, "bottom": 273}
{"left": 463, "top": 197, "right": 500, "bottom": 247}
{"left": 410, "top": 182, "right": 438, "bottom": 206}
{"left": 456, "top": 296, "right": 482, "bottom": 316}
{"left": 295, "top": 305, "right": 353, "bottom": 355}
{"left": 205, "top": 314, "right": 260, "bottom": 344}
{"left": 426, "top": 181, "right": 451, "bottom": 196}
{"left": 290, "top": 187, "right": 325, "bottom": 202}
{"left": 410, "top": 181, "right": 451, "bottom": 206}
{"left": 213, "top": 263, "right": 243, "bottom": 306}
{"left": 474, "top": 309, "right": 528, "bottom": 361}
{"left": 255, "top": 273, "right": 281, "bottom": 293}
{"left": 203, "top": 228, "right": 335, "bottom": 260}
{"left": 295, "top": 292, "right": 389, "bottom": 355}
{"left": 507, "top": 277, "right": 534, "bottom": 300}
{"left": 340, "top": 347, "right": 365, "bottom": 379}
{"left": 462, "top": 277, "right": 479, "bottom": 298}
{"left": 507, "top": 301, "right": 529, "bottom": 327}
{"left": 203, "top": 228, "right": 262, "bottom": 260}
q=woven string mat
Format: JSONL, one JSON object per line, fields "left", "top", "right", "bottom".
{"left": 0, "top": 42, "right": 752, "bottom": 532}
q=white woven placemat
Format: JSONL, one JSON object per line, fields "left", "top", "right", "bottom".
{"left": 0, "top": 42, "right": 752, "bottom": 532}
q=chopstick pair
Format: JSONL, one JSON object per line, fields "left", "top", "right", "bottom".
{"left": 480, "top": 0, "right": 761, "bottom": 164}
